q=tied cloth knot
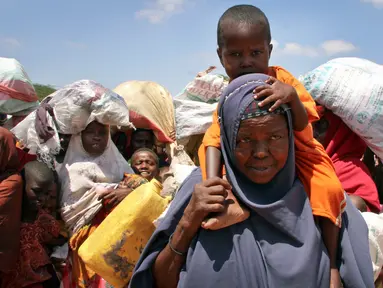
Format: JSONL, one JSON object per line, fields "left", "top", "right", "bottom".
{"left": 35, "top": 99, "right": 56, "bottom": 144}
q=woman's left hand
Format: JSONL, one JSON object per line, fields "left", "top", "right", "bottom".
{"left": 98, "top": 188, "right": 132, "bottom": 208}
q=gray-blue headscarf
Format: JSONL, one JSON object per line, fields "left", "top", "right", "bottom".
{"left": 129, "top": 73, "right": 373, "bottom": 288}
{"left": 220, "top": 73, "right": 295, "bottom": 207}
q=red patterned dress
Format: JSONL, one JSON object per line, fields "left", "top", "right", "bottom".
{"left": 1, "top": 210, "right": 60, "bottom": 288}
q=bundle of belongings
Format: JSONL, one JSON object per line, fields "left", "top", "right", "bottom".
{"left": 300, "top": 57, "right": 383, "bottom": 162}
{"left": 0, "top": 57, "right": 39, "bottom": 129}
{"left": 174, "top": 66, "right": 229, "bottom": 164}
{"left": 12, "top": 79, "right": 134, "bottom": 167}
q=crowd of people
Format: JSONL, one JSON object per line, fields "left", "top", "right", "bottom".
{"left": 1, "top": 4, "right": 383, "bottom": 288}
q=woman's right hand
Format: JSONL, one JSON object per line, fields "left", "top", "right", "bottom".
{"left": 182, "top": 177, "right": 232, "bottom": 232}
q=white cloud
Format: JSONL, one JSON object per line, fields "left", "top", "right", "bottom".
{"left": 0, "top": 37, "right": 21, "bottom": 48}
{"left": 271, "top": 39, "right": 279, "bottom": 49}
{"left": 136, "top": 0, "right": 187, "bottom": 24}
{"left": 282, "top": 43, "right": 319, "bottom": 57}
{"left": 273, "top": 39, "right": 357, "bottom": 57}
{"left": 321, "top": 40, "right": 357, "bottom": 56}
{"left": 361, "top": 0, "right": 383, "bottom": 8}
{"left": 65, "top": 41, "right": 87, "bottom": 50}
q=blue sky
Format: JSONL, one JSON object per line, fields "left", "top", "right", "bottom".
{"left": 1, "top": 0, "right": 382, "bottom": 96}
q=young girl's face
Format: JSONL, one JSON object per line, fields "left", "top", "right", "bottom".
{"left": 81, "top": 121, "right": 109, "bottom": 156}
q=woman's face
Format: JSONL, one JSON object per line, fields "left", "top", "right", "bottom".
{"left": 234, "top": 114, "right": 289, "bottom": 184}
{"left": 81, "top": 121, "right": 109, "bottom": 156}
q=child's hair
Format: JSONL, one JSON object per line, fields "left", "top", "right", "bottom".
{"left": 217, "top": 5, "right": 271, "bottom": 47}
{"left": 132, "top": 128, "right": 154, "bottom": 138}
{"left": 131, "top": 148, "right": 159, "bottom": 167}
{"left": 24, "top": 160, "right": 54, "bottom": 185}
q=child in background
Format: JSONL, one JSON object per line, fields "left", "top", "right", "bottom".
{"left": 1, "top": 160, "right": 62, "bottom": 288}
{"left": 199, "top": 5, "right": 345, "bottom": 287}
{"left": 115, "top": 148, "right": 161, "bottom": 205}
{"left": 131, "top": 148, "right": 160, "bottom": 182}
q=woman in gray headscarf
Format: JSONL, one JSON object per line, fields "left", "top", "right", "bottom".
{"left": 129, "top": 74, "right": 373, "bottom": 288}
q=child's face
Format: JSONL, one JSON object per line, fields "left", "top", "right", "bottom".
{"left": 81, "top": 121, "right": 109, "bottom": 156}
{"left": 131, "top": 151, "right": 159, "bottom": 181}
{"left": 217, "top": 22, "right": 272, "bottom": 80}
{"left": 25, "top": 178, "right": 57, "bottom": 214}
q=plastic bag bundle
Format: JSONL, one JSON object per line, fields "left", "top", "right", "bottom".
{"left": 113, "top": 81, "right": 175, "bottom": 144}
{"left": 300, "top": 57, "right": 383, "bottom": 161}
{"left": 177, "top": 66, "right": 229, "bottom": 103}
{"left": 0, "top": 57, "right": 39, "bottom": 115}
{"left": 12, "top": 80, "right": 133, "bottom": 165}
{"left": 175, "top": 66, "right": 224, "bottom": 142}
{"left": 174, "top": 98, "right": 217, "bottom": 140}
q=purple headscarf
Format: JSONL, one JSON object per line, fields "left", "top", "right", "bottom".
{"left": 129, "top": 74, "right": 373, "bottom": 288}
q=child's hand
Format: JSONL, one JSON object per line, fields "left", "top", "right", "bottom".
{"left": 254, "top": 76, "right": 299, "bottom": 112}
{"left": 98, "top": 188, "right": 132, "bottom": 208}
{"left": 330, "top": 268, "right": 342, "bottom": 288}
{"left": 201, "top": 177, "right": 250, "bottom": 230}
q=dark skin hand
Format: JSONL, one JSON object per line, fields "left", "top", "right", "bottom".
{"left": 202, "top": 175, "right": 250, "bottom": 230}
{"left": 153, "top": 178, "right": 231, "bottom": 288}
{"left": 254, "top": 76, "right": 308, "bottom": 132}
{"left": 97, "top": 187, "right": 133, "bottom": 209}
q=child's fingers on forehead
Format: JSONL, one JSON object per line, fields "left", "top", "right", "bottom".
{"left": 255, "top": 88, "right": 273, "bottom": 100}
{"left": 259, "top": 94, "right": 282, "bottom": 107}
{"left": 254, "top": 84, "right": 272, "bottom": 93}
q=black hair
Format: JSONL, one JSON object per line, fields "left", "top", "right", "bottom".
{"left": 24, "top": 160, "right": 54, "bottom": 185}
{"left": 217, "top": 4, "right": 271, "bottom": 47}
{"left": 131, "top": 148, "right": 159, "bottom": 167}
{"left": 132, "top": 128, "right": 154, "bottom": 137}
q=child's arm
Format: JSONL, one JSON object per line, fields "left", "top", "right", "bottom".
{"left": 206, "top": 147, "right": 223, "bottom": 179}
{"left": 254, "top": 76, "right": 308, "bottom": 131}
{"left": 320, "top": 218, "right": 341, "bottom": 287}
{"left": 289, "top": 94, "right": 308, "bottom": 132}
{"left": 203, "top": 109, "right": 224, "bottom": 179}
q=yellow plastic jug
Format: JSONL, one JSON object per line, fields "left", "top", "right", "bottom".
{"left": 78, "top": 179, "right": 170, "bottom": 287}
